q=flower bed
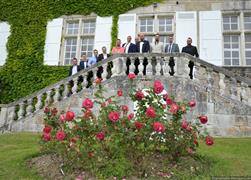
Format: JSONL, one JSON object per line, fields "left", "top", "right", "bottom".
{"left": 40, "top": 73, "right": 214, "bottom": 179}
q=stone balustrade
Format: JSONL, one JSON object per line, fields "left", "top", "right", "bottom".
{"left": 0, "top": 53, "right": 251, "bottom": 132}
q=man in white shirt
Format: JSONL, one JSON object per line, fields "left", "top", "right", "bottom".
{"left": 122, "top": 36, "right": 137, "bottom": 53}
{"left": 69, "top": 58, "right": 80, "bottom": 76}
{"left": 150, "top": 33, "right": 164, "bottom": 53}
{"left": 79, "top": 54, "right": 88, "bottom": 70}
{"left": 97, "top": 46, "right": 111, "bottom": 78}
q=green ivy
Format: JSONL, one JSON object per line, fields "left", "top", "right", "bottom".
{"left": 0, "top": 0, "right": 162, "bottom": 104}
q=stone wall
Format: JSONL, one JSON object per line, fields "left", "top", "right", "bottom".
{"left": 223, "top": 66, "right": 251, "bottom": 79}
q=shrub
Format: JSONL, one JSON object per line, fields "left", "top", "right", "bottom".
{"left": 40, "top": 74, "right": 214, "bottom": 179}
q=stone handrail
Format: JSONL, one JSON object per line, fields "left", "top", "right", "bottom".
{"left": 1, "top": 53, "right": 251, "bottom": 131}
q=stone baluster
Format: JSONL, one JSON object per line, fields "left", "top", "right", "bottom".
{"left": 219, "top": 73, "right": 226, "bottom": 96}
{"left": 7, "top": 106, "right": 16, "bottom": 131}
{"left": 81, "top": 73, "right": 88, "bottom": 88}
{"left": 53, "top": 85, "right": 61, "bottom": 103}
{"left": 163, "top": 57, "right": 170, "bottom": 76}
{"left": 35, "top": 94, "right": 43, "bottom": 112}
{"left": 0, "top": 106, "right": 8, "bottom": 129}
{"left": 146, "top": 57, "right": 153, "bottom": 76}
{"left": 63, "top": 83, "right": 70, "bottom": 99}
{"left": 111, "top": 58, "right": 119, "bottom": 77}
{"left": 71, "top": 77, "right": 79, "bottom": 94}
{"left": 138, "top": 56, "right": 144, "bottom": 76}
{"left": 155, "top": 57, "right": 162, "bottom": 75}
{"left": 176, "top": 56, "right": 190, "bottom": 78}
{"left": 18, "top": 102, "right": 25, "bottom": 120}
{"left": 45, "top": 90, "right": 52, "bottom": 104}
{"left": 26, "top": 99, "right": 33, "bottom": 116}
{"left": 129, "top": 57, "right": 135, "bottom": 73}
{"left": 102, "top": 63, "right": 108, "bottom": 81}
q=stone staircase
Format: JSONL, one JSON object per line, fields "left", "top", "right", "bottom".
{"left": 1, "top": 53, "right": 251, "bottom": 136}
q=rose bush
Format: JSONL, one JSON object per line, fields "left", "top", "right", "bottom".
{"left": 40, "top": 74, "right": 214, "bottom": 179}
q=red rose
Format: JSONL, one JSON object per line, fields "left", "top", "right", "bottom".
{"left": 153, "top": 80, "right": 164, "bottom": 94}
{"left": 169, "top": 104, "right": 179, "bottom": 114}
{"left": 59, "top": 114, "right": 65, "bottom": 123}
{"left": 153, "top": 122, "right": 165, "bottom": 132}
{"left": 56, "top": 131, "right": 66, "bottom": 141}
{"left": 43, "top": 106, "right": 50, "bottom": 114}
{"left": 96, "top": 132, "right": 105, "bottom": 141}
{"left": 43, "top": 133, "right": 51, "bottom": 142}
{"left": 205, "top": 136, "right": 214, "bottom": 146}
{"left": 199, "top": 115, "right": 208, "bottom": 124}
{"left": 146, "top": 107, "right": 156, "bottom": 118}
{"left": 166, "top": 97, "right": 173, "bottom": 105}
{"left": 117, "top": 89, "right": 123, "bottom": 97}
{"left": 66, "top": 111, "right": 75, "bottom": 121}
{"left": 162, "top": 104, "right": 167, "bottom": 109}
{"left": 128, "top": 73, "right": 136, "bottom": 80}
{"left": 43, "top": 126, "right": 51, "bottom": 134}
{"left": 189, "top": 100, "right": 196, "bottom": 108}
{"left": 128, "top": 113, "right": 134, "bottom": 121}
{"left": 108, "top": 112, "right": 120, "bottom": 122}
{"left": 82, "top": 98, "right": 93, "bottom": 109}
{"left": 181, "top": 120, "right": 188, "bottom": 129}
{"left": 121, "top": 105, "right": 129, "bottom": 112}
{"left": 135, "top": 121, "right": 143, "bottom": 129}
{"left": 135, "top": 90, "right": 144, "bottom": 100}
{"left": 194, "top": 138, "right": 198, "bottom": 145}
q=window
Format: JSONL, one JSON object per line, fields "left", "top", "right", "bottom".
{"left": 62, "top": 18, "right": 96, "bottom": 65}
{"left": 223, "top": 35, "right": 240, "bottom": 65}
{"left": 244, "top": 15, "right": 251, "bottom": 30}
{"left": 159, "top": 17, "right": 172, "bottom": 32}
{"left": 245, "top": 35, "right": 251, "bottom": 65}
{"left": 223, "top": 15, "right": 239, "bottom": 31}
{"left": 139, "top": 17, "right": 154, "bottom": 32}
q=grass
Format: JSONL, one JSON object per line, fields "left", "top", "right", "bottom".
{"left": 0, "top": 133, "right": 251, "bottom": 179}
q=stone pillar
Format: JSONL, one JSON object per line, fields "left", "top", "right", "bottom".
{"left": 26, "top": 99, "right": 33, "bottom": 116}
{"left": 54, "top": 85, "right": 61, "bottom": 103}
{"left": 146, "top": 57, "right": 152, "bottom": 76}
{"left": 0, "top": 106, "right": 8, "bottom": 129}
{"left": 35, "top": 94, "right": 43, "bottom": 112}
{"left": 138, "top": 56, "right": 144, "bottom": 76}
{"left": 18, "top": 102, "right": 25, "bottom": 120}
{"left": 129, "top": 57, "right": 135, "bottom": 73}
{"left": 72, "top": 77, "right": 79, "bottom": 94}
{"left": 155, "top": 56, "right": 162, "bottom": 75}
{"left": 176, "top": 56, "right": 190, "bottom": 78}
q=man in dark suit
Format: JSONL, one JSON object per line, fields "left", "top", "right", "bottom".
{"left": 182, "top": 37, "right": 199, "bottom": 79}
{"left": 79, "top": 54, "right": 89, "bottom": 70}
{"left": 97, "top": 46, "right": 111, "bottom": 78}
{"left": 135, "top": 33, "right": 150, "bottom": 75}
{"left": 69, "top": 57, "right": 81, "bottom": 76}
{"left": 122, "top": 36, "right": 137, "bottom": 75}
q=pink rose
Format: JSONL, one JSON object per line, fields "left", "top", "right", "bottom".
{"left": 43, "top": 106, "right": 50, "bottom": 114}
{"left": 153, "top": 122, "right": 165, "bottom": 132}
{"left": 169, "top": 104, "right": 179, "bottom": 114}
{"left": 153, "top": 80, "right": 164, "bottom": 94}
{"left": 56, "top": 131, "right": 66, "bottom": 141}
{"left": 117, "top": 89, "right": 123, "bottom": 97}
{"left": 66, "top": 111, "right": 75, "bottom": 121}
{"left": 166, "top": 97, "right": 173, "bottom": 105}
{"left": 121, "top": 105, "right": 129, "bottom": 112}
{"left": 146, "top": 107, "right": 156, "bottom": 118}
{"left": 96, "top": 132, "right": 105, "bottom": 141}
{"left": 59, "top": 114, "right": 65, "bottom": 123}
{"left": 128, "top": 73, "right": 136, "bottom": 80}
{"left": 82, "top": 98, "right": 93, "bottom": 109}
{"left": 43, "top": 133, "right": 51, "bottom": 142}
{"left": 108, "top": 112, "right": 120, "bottom": 122}
{"left": 181, "top": 120, "right": 188, "bottom": 129}
{"left": 135, "top": 90, "right": 144, "bottom": 101}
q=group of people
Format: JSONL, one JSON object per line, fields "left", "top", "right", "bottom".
{"left": 69, "top": 33, "right": 199, "bottom": 79}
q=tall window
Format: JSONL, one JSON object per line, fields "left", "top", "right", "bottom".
{"left": 138, "top": 15, "right": 173, "bottom": 48}
{"left": 223, "top": 35, "right": 240, "bottom": 65}
{"left": 62, "top": 18, "right": 96, "bottom": 65}
{"left": 223, "top": 14, "right": 240, "bottom": 66}
{"left": 244, "top": 15, "right": 251, "bottom": 30}
{"left": 245, "top": 35, "right": 251, "bottom": 65}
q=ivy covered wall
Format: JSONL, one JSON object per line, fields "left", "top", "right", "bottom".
{"left": 0, "top": 0, "right": 161, "bottom": 104}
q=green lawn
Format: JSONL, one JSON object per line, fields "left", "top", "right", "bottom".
{"left": 0, "top": 133, "right": 251, "bottom": 179}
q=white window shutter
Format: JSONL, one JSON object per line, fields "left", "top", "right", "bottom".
{"left": 176, "top": 12, "right": 197, "bottom": 49}
{"left": 44, "top": 18, "right": 63, "bottom": 65}
{"left": 199, "top": 11, "right": 223, "bottom": 66}
{"left": 94, "top": 16, "right": 113, "bottom": 53}
{"left": 118, "top": 14, "right": 136, "bottom": 44}
{"left": 0, "top": 22, "right": 10, "bottom": 65}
